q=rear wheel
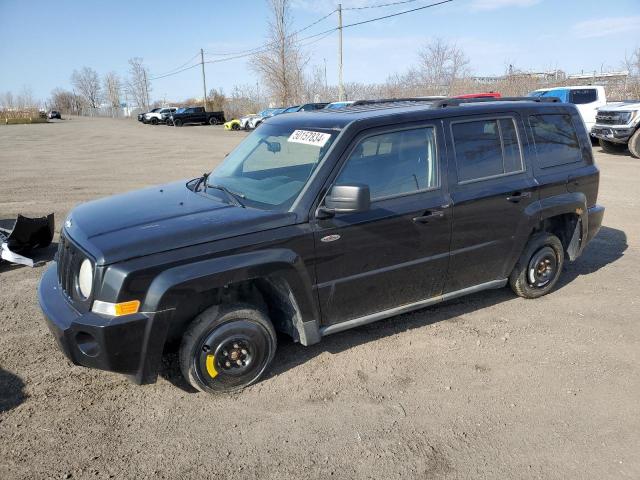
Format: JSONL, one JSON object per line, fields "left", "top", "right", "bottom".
{"left": 208, "top": 117, "right": 219, "bottom": 125}
{"left": 509, "top": 233, "right": 564, "bottom": 299}
{"left": 179, "top": 304, "right": 277, "bottom": 394}
{"left": 599, "top": 138, "right": 627, "bottom": 154}
{"left": 231, "top": 123, "right": 240, "bottom": 130}
{"left": 628, "top": 129, "right": 640, "bottom": 159}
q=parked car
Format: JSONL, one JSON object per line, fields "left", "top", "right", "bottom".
{"left": 47, "top": 110, "right": 61, "bottom": 120}
{"left": 590, "top": 101, "right": 640, "bottom": 158}
{"left": 244, "top": 107, "right": 286, "bottom": 130}
{"left": 138, "top": 108, "right": 160, "bottom": 122}
{"left": 38, "top": 96, "right": 604, "bottom": 394}
{"left": 282, "top": 103, "right": 329, "bottom": 114}
{"left": 224, "top": 119, "right": 242, "bottom": 130}
{"left": 325, "top": 101, "right": 355, "bottom": 110}
{"left": 527, "top": 86, "right": 606, "bottom": 131}
{"left": 168, "top": 107, "right": 225, "bottom": 127}
{"left": 144, "top": 107, "right": 177, "bottom": 125}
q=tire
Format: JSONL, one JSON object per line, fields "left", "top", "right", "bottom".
{"left": 628, "top": 129, "right": 640, "bottom": 159}
{"left": 173, "top": 119, "right": 183, "bottom": 127}
{"left": 208, "top": 117, "right": 219, "bottom": 125}
{"left": 509, "top": 233, "right": 564, "bottom": 299}
{"left": 231, "top": 123, "right": 239, "bottom": 131}
{"left": 179, "top": 304, "right": 277, "bottom": 394}
{"left": 150, "top": 117, "right": 158, "bottom": 125}
{"left": 599, "top": 138, "right": 627, "bottom": 154}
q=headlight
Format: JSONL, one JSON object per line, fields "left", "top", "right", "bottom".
{"left": 78, "top": 259, "right": 93, "bottom": 299}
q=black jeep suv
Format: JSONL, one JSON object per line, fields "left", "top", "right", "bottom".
{"left": 38, "top": 97, "right": 604, "bottom": 394}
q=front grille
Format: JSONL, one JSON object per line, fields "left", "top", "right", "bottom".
{"left": 56, "top": 232, "right": 83, "bottom": 299}
{"left": 596, "top": 112, "right": 631, "bottom": 125}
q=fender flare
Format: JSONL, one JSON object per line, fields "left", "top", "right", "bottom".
{"left": 142, "top": 248, "right": 321, "bottom": 345}
{"left": 524, "top": 191, "right": 589, "bottom": 260}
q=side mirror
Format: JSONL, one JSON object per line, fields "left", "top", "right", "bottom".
{"left": 317, "top": 184, "right": 370, "bottom": 218}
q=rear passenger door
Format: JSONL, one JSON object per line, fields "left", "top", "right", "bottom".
{"left": 444, "top": 114, "right": 537, "bottom": 293}
{"left": 313, "top": 124, "right": 452, "bottom": 325}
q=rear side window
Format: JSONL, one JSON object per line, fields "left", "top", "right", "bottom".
{"left": 336, "top": 127, "right": 439, "bottom": 200}
{"left": 569, "top": 89, "right": 597, "bottom": 104}
{"left": 529, "top": 114, "right": 582, "bottom": 168}
{"left": 452, "top": 118, "right": 524, "bottom": 183}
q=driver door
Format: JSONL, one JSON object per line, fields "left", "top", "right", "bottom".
{"left": 313, "top": 125, "right": 452, "bottom": 326}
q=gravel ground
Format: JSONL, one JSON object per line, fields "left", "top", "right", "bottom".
{"left": 0, "top": 117, "right": 639, "bottom": 480}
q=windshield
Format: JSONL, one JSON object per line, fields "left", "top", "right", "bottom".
{"left": 176, "top": 108, "right": 186, "bottom": 113}
{"left": 284, "top": 106, "right": 300, "bottom": 113}
{"left": 207, "top": 123, "right": 338, "bottom": 210}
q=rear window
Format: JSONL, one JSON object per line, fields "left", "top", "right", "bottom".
{"left": 452, "top": 118, "right": 524, "bottom": 183}
{"left": 569, "top": 89, "right": 598, "bottom": 104}
{"left": 529, "top": 114, "right": 582, "bottom": 168}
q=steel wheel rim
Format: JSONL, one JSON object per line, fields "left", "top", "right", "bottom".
{"left": 527, "top": 246, "right": 557, "bottom": 288}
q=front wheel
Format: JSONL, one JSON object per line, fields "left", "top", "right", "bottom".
{"left": 150, "top": 117, "right": 158, "bottom": 125}
{"left": 628, "top": 129, "right": 640, "bottom": 159}
{"left": 179, "top": 304, "right": 277, "bottom": 394}
{"left": 599, "top": 138, "right": 627, "bottom": 154}
{"left": 173, "top": 119, "right": 183, "bottom": 127}
{"left": 509, "top": 233, "right": 564, "bottom": 299}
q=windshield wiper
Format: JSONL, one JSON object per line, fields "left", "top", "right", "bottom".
{"left": 199, "top": 174, "right": 245, "bottom": 208}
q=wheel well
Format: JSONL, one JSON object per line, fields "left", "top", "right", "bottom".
{"left": 165, "top": 277, "right": 300, "bottom": 350}
{"left": 534, "top": 213, "right": 579, "bottom": 253}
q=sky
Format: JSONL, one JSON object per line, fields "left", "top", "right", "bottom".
{"left": 1, "top": 0, "right": 639, "bottom": 104}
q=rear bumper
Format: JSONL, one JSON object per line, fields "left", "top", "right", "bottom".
{"left": 586, "top": 204, "right": 605, "bottom": 244}
{"left": 37, "top": 264, "right": 168, "bottom": 384}
{"left": 590, "top": 125, "right": 634, "bottom": 144}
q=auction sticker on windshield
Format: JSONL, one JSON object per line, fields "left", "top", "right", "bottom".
{"left": 288, "top": 130, "right": 331, "bottom": 147}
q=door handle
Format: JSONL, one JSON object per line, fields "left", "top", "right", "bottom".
{"left": 412, "top": 210, "right": 445, "bottom": 223}
{"left": 506, "top": 191, "right": 532, "bottom": 203}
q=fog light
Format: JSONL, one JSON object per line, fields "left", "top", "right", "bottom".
{"left": 92, "top": 299, "right": 140, "bottom": 316}
{"left": 75, "top": 331, "right": 99, "bottom": 357}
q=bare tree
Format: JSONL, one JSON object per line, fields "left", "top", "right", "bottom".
{"left": 250, "top": 0, "right": 308, "bottom": 106}
{"left": 207, "top": 88, "right": 226, "bottom": 111}
{"left": 0, "top": 91, "right": 15, "bottom": 110}
{"left": 416, "top": 38, "right": 470, "bottom": 95}
{"left": 71, "top": 67, "right": 102, "bottom": 108}
{"left": 125, "top": 57, "right": 151, "bottom": 110}
{"left": 103, "top": 72, "right": 122, "bottom": 116}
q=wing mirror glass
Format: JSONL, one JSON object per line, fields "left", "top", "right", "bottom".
{"left": 317, "top": 184, "right": 370, "bottom": 218}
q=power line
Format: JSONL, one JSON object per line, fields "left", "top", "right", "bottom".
{"left": 151, "top": 52, "right": 201, "bottom": 78}
{"left": 342, "top": 0, "right": 454, "bottom": 28}
{"left": 150, "top": 0, "right": 454, "bottom": 81}
{"left": 205, "top": 8, "right": 337, "bottom": 57}
{"left": 343, "top": 0, "right": 424, "bottom": 10}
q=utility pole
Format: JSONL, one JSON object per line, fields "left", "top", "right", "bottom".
{"left": 143, "top": 69, "right": 150, "bottom": 110}
{"left": 201, "top": 48, "right": 208, "bottom": 109}
{"left": 338, "top": 4, "right": 344, "bottom": 101}
{"left": 323, "top": 57, "right": 328, "bottom": 92}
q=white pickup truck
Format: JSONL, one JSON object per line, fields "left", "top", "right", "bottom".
{"left": 143, "top": 107, "right": 177, "bottom": 125}
{"left": 528, "top": 85, "right": 606, "bottom": 132}
{"left": 590, "top": 101, "right": 640, "bottom": 158}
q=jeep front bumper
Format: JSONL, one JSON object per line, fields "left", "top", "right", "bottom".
{"left": 590, "top": 125, "right": 635, "bottom": 144}
{"left": 37, "top": 263, "right": 168, "bottom": 384}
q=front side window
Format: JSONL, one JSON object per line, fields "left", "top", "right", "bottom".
{"left": 209, "top": 124, "right": 337, "bottom": 209}
{"left": 569, "top": 89, "right": 597, "bottom": 104}
{"left": 529, "top": 114, "right": 582, "bottom": 168}
{"left": 452, "top": 118, "right": 523, "bottom": 183}
{"left": 335, "top": 127, "right": 439, "bottom": 200}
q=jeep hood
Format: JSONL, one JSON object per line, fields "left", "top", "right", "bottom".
{"left": 598, "top": 102, "right": 640, "bottom": 112}
{"left": 64, "top": 180, "right": 296, "bottom": 265}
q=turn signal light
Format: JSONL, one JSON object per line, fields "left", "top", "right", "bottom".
{"left": 92, "top": 299, "right": 141, "bottom": 317}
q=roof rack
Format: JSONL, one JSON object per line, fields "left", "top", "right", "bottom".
{"left": 350, "top": 97, "right": 444, "bottom": 106}
{"left": 432, "top": 96, "right": 561, "bottom": 108}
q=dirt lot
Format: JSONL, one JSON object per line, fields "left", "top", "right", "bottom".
{"left": 0, "top": 117, "right": 639, "bottom": 480}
